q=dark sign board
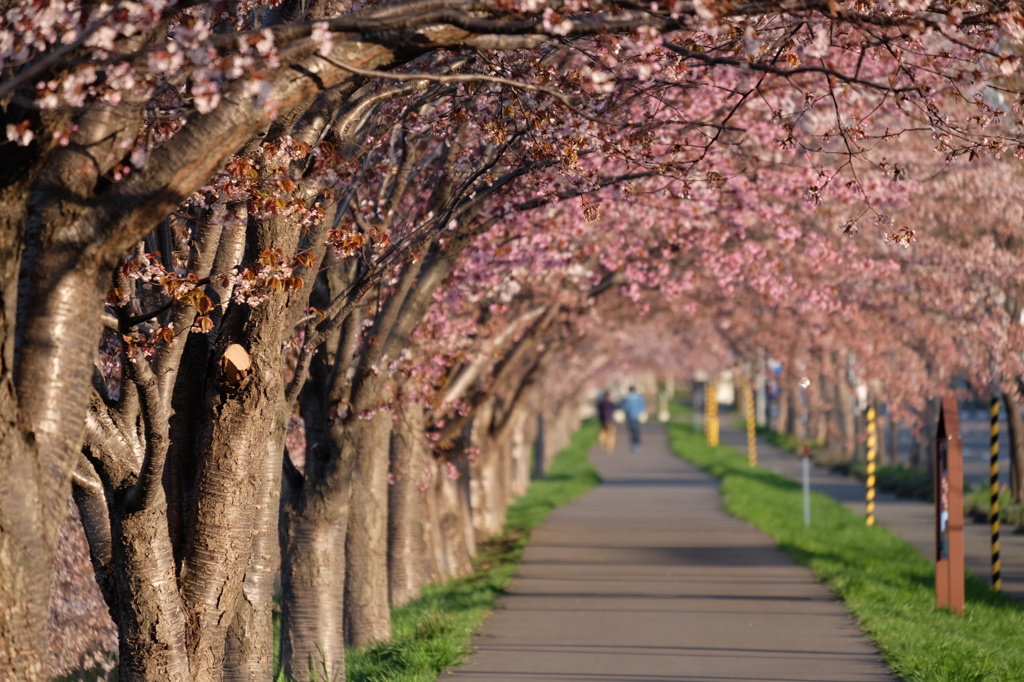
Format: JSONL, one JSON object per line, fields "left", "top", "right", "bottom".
{"left": 934, "top": 396, "right": 964, "bottom": 615}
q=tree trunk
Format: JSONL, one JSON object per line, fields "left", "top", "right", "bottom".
{"left": 279, "top": 485, "right": 349, "bottom": 682}
{"left": 469, "top": 402, "right": 508, "bottom": 543}
{"left": 435, "top": 455, "right": 476, "bottom": 580}
{"left": 775, "top": 383, "right": 790, "bottom": 436}
{"left": 789, "top": 380, "right": 807, "bottom": 441}
{"left": 807, "top": 376, "right": 828, "bottom": 445}
{"left": 1, "top": 98, "right": 150, "bottom": 677}
{"left": 344, "top": 410, "right": 394, "bottom": 647}
{"left": 911, "top": 399, "right": 937, "bottom": 475}
{"left": 876, "top": 410, "right": 887, "bottom": 466}
{"left": 223, "top": 402, "right": 288, "bottom": 682}
{"left": 533, "top": 412, "right": 546, "bottom": 480}
{"left": 420, "top": 457, "right": 447, "bottom": 583}
{"left": 0, "top": 182, "right": 39, "bottom": 679}
{"left": 509, "top": 405, "right": 535, "bottom": 499}
{"left": 854, "top": 409, "right": 866, "bottom": 462}
{"left": 278, "top": 332, "right": 355, "bottom": 681}
{"left": 0, "top": 264, "right": 104, "bottom": 680}
{"left": 1003, "top": 391, "right": 1024, "bottom": 503}
{"left": 388, "top": 405, "right": 426, "bottom": 609}
{"left": 888, "top": 414, "right": 900, "bottom": 467}
{"left": 110, "top": 499, "right": 191, "bottom": 682}
{"left": 278, "top": 303, "right": 360, "bottom": 677}
{"left": 835, "top": 372, "right": 856, "bottom": 460}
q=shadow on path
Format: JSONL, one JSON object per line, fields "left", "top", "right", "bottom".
{"left": 449, "top": 423, "right": 895, "bottom": 682}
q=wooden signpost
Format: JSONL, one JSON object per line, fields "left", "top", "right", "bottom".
{"left": 935, "top": 396, "right": 964, "bottom": 615}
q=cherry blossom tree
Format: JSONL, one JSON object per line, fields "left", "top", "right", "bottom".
{"left": 5, "top": 0, "right": 1024, "bottom": 679}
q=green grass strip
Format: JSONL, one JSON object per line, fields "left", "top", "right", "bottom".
{"left": 345, "top": 420, "right": 601, "bottom": 682}
{"left": 666, "top": 418, "right": 1024, "bottom": 682}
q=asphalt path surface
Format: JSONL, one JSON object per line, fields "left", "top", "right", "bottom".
{"left": 449, "top": 424, "right": 894, "bottom": 682}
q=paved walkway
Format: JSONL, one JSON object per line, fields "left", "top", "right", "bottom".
{"left": 717, "top": 420, "right": 1024, "bottom": 603}
{"left": 449, "top": 424, "right": 894, "bottom": 681}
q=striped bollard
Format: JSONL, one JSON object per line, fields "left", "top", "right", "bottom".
{"left": 707, "top": 382, "right": 719, "bottom": 447}
{"left": 866, "top": 406, "right": 877, "bottom": 526}
{"left": 744, "top": 379, "right": 757, "bottom": 467}
{"left": 991, "top": 396, "right": 1002, "bottom": 591}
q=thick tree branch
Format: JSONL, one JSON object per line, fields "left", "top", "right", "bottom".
{"left": 70, "top": 453, "right": 116, "bottom": 606}
{"left": 441, "top": 305, "right": 548, "bottom": 405}
{"left": 125, "top": 355, "right": 170, "bottom": 512}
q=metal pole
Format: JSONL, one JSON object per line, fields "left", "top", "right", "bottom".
{"left": 802, "top": 445, "right": 811, "bottom": 526}
{"left": 865, "top": 405, "right": 877, "bottom": 526}
{"left": 744, "top": 378, "right": 757, "bottom": 467}
{"left": 990, "top": 396, "right": 1002, "bottom": 591}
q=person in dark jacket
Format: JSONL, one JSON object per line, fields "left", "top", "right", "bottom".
{"left": 597, "top": 391, "right": 617, "bottom": 453}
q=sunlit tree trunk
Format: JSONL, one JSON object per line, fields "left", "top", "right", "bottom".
{"left": 470, "top": 399, "right": 508, "bottom": 542}
{"left": 345, "top": 410, "right": 394, "bottom": 646}
{"left": 437, "top": 452, "right": 477, "bottom": 580}
{"left": 388, "top": 404, "right": 427, "bottom": 608}
{"left": 279, "top": 308, "right": 356, "bottom": 681}
{"left": 509, "top": 404, "right": 536, "bottom": 499}
{"left": 775, "top": 383, "right": 790, "bottom": 436}
{"left": 279, "top": 476, "right": 349, "bottom": 682}
{"left": 223, "top": 404, "right": 288, "bottom": 682}
{"left": 835, "top": 367, "right": 856, "bottom": 460}
{"left": 420, "top": 458, "right": 446, "bottom": 584}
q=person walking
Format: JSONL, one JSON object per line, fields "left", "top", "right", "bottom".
{"left": 621, "top": 386, "right": 647, "bottom": 453}
{"left": 597, "top": 391, "right": 617, "bottom": 453}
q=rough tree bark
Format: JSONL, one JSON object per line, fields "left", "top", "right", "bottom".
{"left": 279, "top": 456, "right": 350, "bottom": 682}
{"left": 388, "top": 404, "right": 427, "bottom": 608}
{"left": 344, "top": 409, "right": 395, "bottom": 646}
{"left": 469, "top": 398, "right": 510, "bottom": 542}
{"left": 223, "top": 404, "right": 288, "bottom": 682}
{"left": 0, "top": 23, "right": 495, "bottom": 678}
{"left": 279, "top": 298, "right": 362, "bottom": 681}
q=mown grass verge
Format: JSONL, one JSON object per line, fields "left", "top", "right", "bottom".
{"left": 753, "top": 422, "right": 935, "bottom": 502}
{"left": 831, "top": 459, "right": 934, "bottom": 502}
{"left": 754, "top": 423, "right": 822, "bottom": 453}
{"left": 965, "top": 485, "right": 1024, "bottom": 531}
{"left": 667, "top": 418, "right": 1024, "bottom": 682}
{"left": 342, "top": 420, "right": 601, "bottom": 681}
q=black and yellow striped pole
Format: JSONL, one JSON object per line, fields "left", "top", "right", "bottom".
{"left": 865, "top": 405, "right": 877, "bottom": 526}
{"left": 990, "top": 396, "right": 1002, "bottom": 591}
{"left": 744, "top": 378, "right": 757, "bottom": 467}
{"left": 706, "top": 382, "right": 719, "bottom": 447}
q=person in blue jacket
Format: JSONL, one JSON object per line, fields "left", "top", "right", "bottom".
{"left": 621, "top": 386, "right": 647, "bottom": 453}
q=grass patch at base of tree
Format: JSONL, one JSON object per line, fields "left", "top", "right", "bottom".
{"left": 666, "top": 418, "right": 1024, "bottom": 682}
{"left": 341, "top": 420, "right": 601, "bottom": 682}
